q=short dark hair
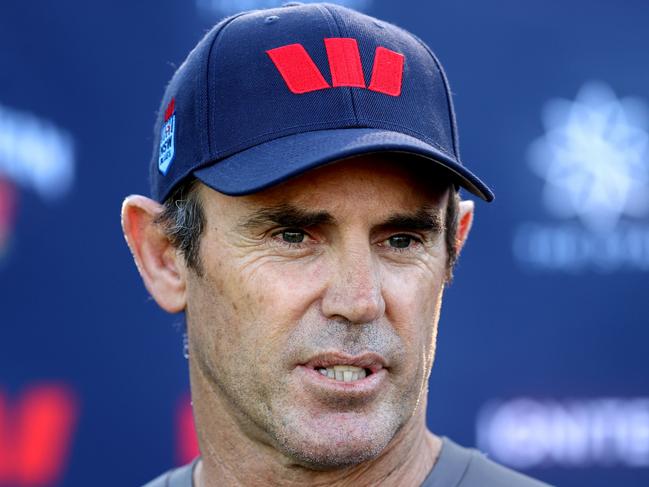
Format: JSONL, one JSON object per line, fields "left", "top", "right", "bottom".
{"left": 155, "top": 178, "right": 462, "bottom": 281}
{"left": 153, "top": 178, "right": 206, "bottom": 277}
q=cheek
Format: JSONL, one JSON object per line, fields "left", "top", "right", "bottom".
{"left": 383, "top": 259, "right": 444, "bottom": 320}
{"left": 237, "top": 257, "right": 329, "bottom": 335}
{"left": 198, "top": 254, "right": 329, "bottom": 352}
{"left": 382, "top": 261, "right": 445, "bottom": 365}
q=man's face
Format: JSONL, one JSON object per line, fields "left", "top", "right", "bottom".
{"left": 185, "top": 156, "right": 450, "bottom": 469}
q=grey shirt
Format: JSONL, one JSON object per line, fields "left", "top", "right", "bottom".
{"left": 141, "top": 437, "right": 552, "bottom": 487}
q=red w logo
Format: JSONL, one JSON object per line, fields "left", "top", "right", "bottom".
{"left": 175, "top": 392, "right": 198, "bottom": 465}
{"left": 0, "top": 384, "right": 78, "bottom": 486}
{"left": 267, "top": 38, "right": 404, "bottom": 96}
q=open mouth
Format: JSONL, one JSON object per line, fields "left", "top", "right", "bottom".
{"left": 302, "top": 353, "right": 386, "bottom": 384}
{"left": 315, "top": 365, "right": 372, "bottom": 382}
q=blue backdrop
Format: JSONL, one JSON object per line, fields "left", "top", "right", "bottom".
{"left": 1, "top": 1, "right": 648, "bottom": 486}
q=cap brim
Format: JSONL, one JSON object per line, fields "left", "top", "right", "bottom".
{"left": 193, "top": 128, "right": 494, "bottom": 201}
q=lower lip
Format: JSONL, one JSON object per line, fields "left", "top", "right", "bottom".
{"left": 296, "top": 366, "right": 387, "bottom": 395}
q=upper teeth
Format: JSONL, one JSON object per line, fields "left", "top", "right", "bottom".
{"left": 317, "top": 365, "right": 367, "bottom": 381}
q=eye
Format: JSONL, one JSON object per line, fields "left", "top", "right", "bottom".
{"left": 388, "top": 234, "right": 416, "bottom": 249}
{"left": 279, "top": 229, "right": 305, "bottom": 244}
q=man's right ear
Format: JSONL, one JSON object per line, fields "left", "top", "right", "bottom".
{"left": 121, "top": 195, "right": 186, "bottom": 313}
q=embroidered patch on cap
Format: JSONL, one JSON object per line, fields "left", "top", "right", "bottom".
{"left": 158, "top": 98, "right": 176, "bottom": 175}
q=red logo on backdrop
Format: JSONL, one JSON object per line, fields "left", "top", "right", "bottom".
{"left": 0, "top": 178, "right": 18, "bottom": 260}
{"left": 0, "top": 384, "right": 79, "bottom": 486}
{"left": 176, "top": 393, "right": 199, "bottom": 464}
{"left": 267, "top": 38, "right": 405, "bottom": 96}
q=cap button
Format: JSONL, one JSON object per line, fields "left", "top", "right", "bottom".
{"left": 282, "top": 2, "right": 303, "bottom": 6}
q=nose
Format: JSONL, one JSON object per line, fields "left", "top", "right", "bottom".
{"left": 321, "top": 245, "right": 385, "bottom": 324}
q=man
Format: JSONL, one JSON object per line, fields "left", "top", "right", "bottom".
{"left": 122, "top": 3, "right": 551, "bottom": 486}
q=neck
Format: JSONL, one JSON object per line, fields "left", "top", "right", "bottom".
{"left": 190, "top": 359, "right": 442, "bottom": 487}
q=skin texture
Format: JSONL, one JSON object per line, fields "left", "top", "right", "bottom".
{"left": 121, "top": 155, "right": 474, "bottom": 486}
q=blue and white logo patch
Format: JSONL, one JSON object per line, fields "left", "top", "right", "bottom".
{"left": 158, "top": 113, "right": 176, "bottom": 175}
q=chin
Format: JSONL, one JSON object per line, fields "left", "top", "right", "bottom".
{"left": 277, "top": 434, "right": 388, "bottom": 470}
{"left": 268, "top": 409, "right": 402, "bottom": 470}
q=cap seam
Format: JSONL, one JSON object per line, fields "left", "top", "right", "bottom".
{"left": 410, "top": 33, "right": 460, "bottom": 160}
{"left": 357, "top": 118, "right": 456, "bottom": 158}
{"left": 211, "top": 118, "right": 358, "bottom": 159}
{"left": 209, "top": 118, "right": 457, "bottom": 162}
{"left": 204, "top": 11, "right": 250, "bottom": 157}
{"left": 321, "top": 4, "right": 361, "bottom": 125}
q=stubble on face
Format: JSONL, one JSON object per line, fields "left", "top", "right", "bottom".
{"left": 184, "top": 156, "right": 449, "bottom": 471}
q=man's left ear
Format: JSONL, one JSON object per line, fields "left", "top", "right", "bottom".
{"left": 121, "top": 195, "right": 187, "bottom": 313}
{"left": 455, "top": 199, "right": 474, "bottom": 254}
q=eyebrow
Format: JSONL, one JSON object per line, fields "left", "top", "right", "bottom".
{"left": 238, "top": 203, "right": 444, "bottom": 233}
{"left": 238, "top": 203, "right": 334, "bottom": 231}
{"left": 378, "top": 205, "right": 445, "bottom": 234}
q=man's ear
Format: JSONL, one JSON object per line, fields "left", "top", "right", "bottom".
{"left": 121, "top": 195, "right": 186, "bottom": 313}
{"left": 455, "top": 199, "right": 474, "bottom": 255}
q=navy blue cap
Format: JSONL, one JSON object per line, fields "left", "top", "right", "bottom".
{"left": 150, "top": 2, "right": 494, "bottom": 203}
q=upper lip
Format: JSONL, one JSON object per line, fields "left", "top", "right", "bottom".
{"left": 301, "top": 352, "right": 387, "bottom": 374}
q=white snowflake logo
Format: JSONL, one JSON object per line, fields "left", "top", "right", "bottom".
{"left": 528, "top": 82, "right": 649, "bottom": 232}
